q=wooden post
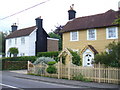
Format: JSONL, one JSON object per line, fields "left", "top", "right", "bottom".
{"left": 98, "top": 62, "right": 101, "bottom": 83}
{"left": 27, "top": 61, "right": 30, "bottom": 74}
{"left": 58, "top": 61, "right": 60, "bottom": 79}
{"left": 108, "top": 67, "right": 110, "bottom": 83}
{"left": 68, "top": 57, "right": 70, "bottom": 80}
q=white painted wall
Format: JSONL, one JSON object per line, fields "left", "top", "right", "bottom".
{"left": 5, "top": 29, "right": 36, "bottom": 57}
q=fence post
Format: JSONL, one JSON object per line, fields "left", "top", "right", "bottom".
{"left": 68, "top": 56, "right": 72, "bottom": 80}
{"left": 27, "top": 61, "right": 29, "bottom": 73}
{"left": 98, "top": 62, "right": 101, "bottom": 83}
{"left": 58, "top": 61, "right": 60, "bottom": 79}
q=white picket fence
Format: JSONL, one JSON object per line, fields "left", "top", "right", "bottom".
{"left": 28, "top": 61, "right": 120, "bottom": 84}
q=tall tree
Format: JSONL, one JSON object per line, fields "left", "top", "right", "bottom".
{"left": 0, "top": 32, "right": 5, "bottom": 56}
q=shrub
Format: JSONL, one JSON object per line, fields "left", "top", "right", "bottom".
{"left": 73, "top": 73, "right": 92, "bottom": 82}
{"left": 68, "top": 49, "right": 82, "bottom": 66}
{"left": 94, "top": 41, "right": 120, "bottom": 67}
{"left": 47, "top": 61, "right": 56, "bottom": 65}
{"left": 8, "top": 47, "right": 19, "bottom": 57}
{"left": 37, "top": 51, "right": 60, "bottom": 62}
{"left": 46, "top": 66, "right": 57, "bottom": 74}
{"left": 33, "top": 57, "right": 55, "bottom": 65}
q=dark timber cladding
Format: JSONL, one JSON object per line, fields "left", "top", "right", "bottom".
{"left": 35, "top": 17, "right": 49, "bottom": 55}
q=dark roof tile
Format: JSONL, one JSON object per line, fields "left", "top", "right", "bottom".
{"left": 61, "top": 10, "right": 119, "bottom": 33}
{"left": 6, "top": 26, "right": 36, "bottom": 39}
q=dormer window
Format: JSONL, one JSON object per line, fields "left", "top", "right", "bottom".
{"left": 106, "top": 27, "right": 118, "bottom": 39}
{"left": 70, "top": 31, "right": 79, "bottom": 41}
{"left": 87, "top": 29, "right": 96, "bottom": 40}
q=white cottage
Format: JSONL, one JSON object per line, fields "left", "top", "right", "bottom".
{"left": 5, "top": 17, "right": 58, "bottom": 57}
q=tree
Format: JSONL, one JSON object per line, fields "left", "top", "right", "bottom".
{"left": 8, "top": 47, "right": 19, "bottom": 57}
{"left": 94, "top": 41, "right": 120, "bottom": 67}
{"left": 54, "top": 25, "right": 63, "bottom": 36}
{"left": 0, "top": 32, "right": 5, "bottom": 56}
{"left": 113, "top": 18, "right": 120, "bottom": 25}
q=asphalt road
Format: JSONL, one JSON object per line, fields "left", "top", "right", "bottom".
{"left": 1, "top": 71, "right": 87, "bottom": 89}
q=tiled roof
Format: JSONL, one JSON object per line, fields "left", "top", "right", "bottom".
{"left": 6, "top": 26, "right": 36, "bottom": 39}
{"left": 88, "top": 45, "right": 98, "bottom": 54}
{"left": 61, "top": 10, "right": 119, "bottom": 33}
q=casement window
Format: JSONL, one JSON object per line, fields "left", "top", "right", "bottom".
{"left": 87, "top": 29, "right": 96, "bottom": 40}
{"left": 15, "top": 38, "right": 17, "bottom": 44}
{"left": 70, "top": 31, "right": 79, "bottom": 41}
{"left": 106, "top": 27, "right": 118, "bottom": 39}
{"left": 8, "top": 39, "right": 12, "bottom": 45}
{"left": 21, "top": 37, "right": 25, "bottom": 44}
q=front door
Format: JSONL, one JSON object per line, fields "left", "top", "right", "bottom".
{"left": 83, "top": 49, "right": 94, "bottom": 67}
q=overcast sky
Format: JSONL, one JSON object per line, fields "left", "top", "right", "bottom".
{"left": 0, "top": 0, "right": 119, "bottom": 33}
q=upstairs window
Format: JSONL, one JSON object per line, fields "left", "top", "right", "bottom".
{"left": 87, "top": 29, "right": 96, "bottom": 40}
{"left": 70, "top": 31, "right": 79, "bottom": 41}
{"left": 15, "top": 38, "right": 17, "bottom": 44}
{"left": 106, "top": 27, "right": 118, "bottom": 39}
{"left": 21, "top": 37, "right": 25, "bottom": 44}
{"left": 8, "top": 39, "right": 12, "bottom": 45}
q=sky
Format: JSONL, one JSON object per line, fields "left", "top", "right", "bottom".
{"left": 0, "top": 0, "right": 120, "bottom": 33}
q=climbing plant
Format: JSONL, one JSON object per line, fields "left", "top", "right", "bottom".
{"left": 68, "top": 49, "right": 82, "bottom": 66}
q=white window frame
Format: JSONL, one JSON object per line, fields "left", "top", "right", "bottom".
{"left": 106, "top": 27, "right": 118, "bottom": 39}
{"left": 87, "top": 29, "right": 97, "bottom": 40}
{"left": 70, "top": 31, "right": 79, "bottom": 41}
{"left": 21, "top": 37, "right": 25, "bottom": 44}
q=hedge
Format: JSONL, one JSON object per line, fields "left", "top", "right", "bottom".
{"left": 2, "top": 61, "right": 27, "bottom": 70}
{"left": 1, "top": 56, "right": 37, "bottom": 70}
{"left": 37, "top": 51, "right": 60, "bottom": 57}
{"left": 2, "top": 56, "right": 37, "bottom": 62}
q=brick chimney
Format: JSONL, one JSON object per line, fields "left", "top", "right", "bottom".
{"left": 68, "top": 4, "right": 76, "bottom": 20}
{"left": 11, "top": 23, "right": 18, "bottom": 32}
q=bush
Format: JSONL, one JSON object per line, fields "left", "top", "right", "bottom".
{"left": 94, "top": 41, "right": 120, "bottom": 67}
{"left": 46, "top": 66, "right": 57, "bottom": 74}
{"left": 37, "top": 51, "right": 60, "bottom": 62}
{"left": 33, "top": 57, "right": 55, "bottom": 65}
{"left": 47, "top": 61, "right": 56, "bottom": 65}
{"left": 8, "top": 47, "right": 19, "bottom": 57}
{"left": 73, "top": 73, "right": 92, "bottom": 82}
{"left": 68, "top": 49, "right": 82, "bottom": 66}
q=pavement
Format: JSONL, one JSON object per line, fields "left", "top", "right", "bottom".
{"left": 9, "top": 70, "right": 120, "bottom": 89}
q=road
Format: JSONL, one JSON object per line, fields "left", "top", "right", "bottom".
{"left": 1, "top": 71, "right": 88, "bottom": 89}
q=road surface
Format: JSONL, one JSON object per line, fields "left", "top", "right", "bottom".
{"left": 1, "top": 71, "right": 88, "bottom": 89}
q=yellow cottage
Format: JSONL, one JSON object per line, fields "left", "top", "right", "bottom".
{"left": 61, "top": 5, "right": 120, "bottom": 67}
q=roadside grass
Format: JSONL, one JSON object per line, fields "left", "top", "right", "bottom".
{"left": 27, "top": 73, "right": 92, "bottom": 82}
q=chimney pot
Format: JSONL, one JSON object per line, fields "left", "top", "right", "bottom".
{"left": 68, "top": 4, "right": 76, "bottom": 20}
{"left": 35, "top": 16, "right": 43, "bottom": 28}
{"left": 11, "top": 23, "right": 18, "bottom": 32}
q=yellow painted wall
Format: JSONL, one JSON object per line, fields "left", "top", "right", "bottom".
{"left": 63, "top": 27, "right": 119, "bottom": 53}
